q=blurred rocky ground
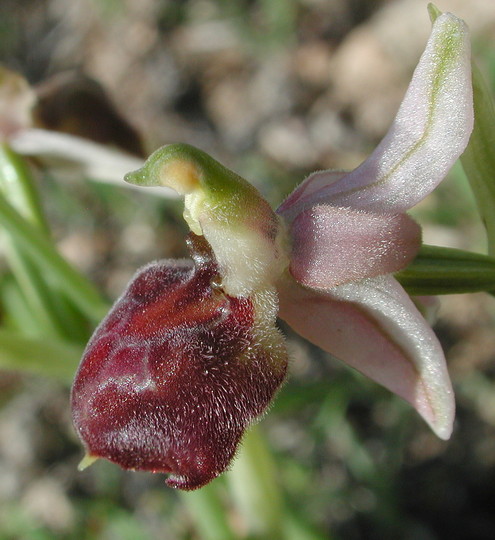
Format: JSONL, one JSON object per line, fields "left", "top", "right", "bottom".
{"left": 2, "top": 1, "right": 495, "bottom": 539}
{"left": 3, "top": 0, "right": 494, "bottom": 171}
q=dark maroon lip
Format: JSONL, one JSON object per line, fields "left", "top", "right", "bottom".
{"left": 71, "top": 233, "right": 288, "bottom": 490}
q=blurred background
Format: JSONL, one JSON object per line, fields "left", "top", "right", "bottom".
{"left": 1, "top": 0, "right": 495, "bottom": 538}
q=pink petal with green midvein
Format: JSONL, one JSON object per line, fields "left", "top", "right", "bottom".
{"left": 288, "top": 205, "right": 421, "bottom": 288}
{"left": 278, "top": 13, "right": 472, "bottom": 218}
{"left": 277, "top": 274, "right": 454, "bottom": 439}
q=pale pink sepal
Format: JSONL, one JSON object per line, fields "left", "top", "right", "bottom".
{"left": 277, "top": 274, "right": 455, "bottom": 439}
{"left": 278, "top": 13, "right": 473, "bottom": 218}
{"left": 288, "top": 205, "right": 421, "bottom": 288}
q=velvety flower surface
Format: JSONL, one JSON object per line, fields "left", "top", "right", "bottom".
{"left": 71, "top": 10, "right": 473, "bottom": 489}
{"left": 72, "top": 235, "right": 287, "bottom": 489}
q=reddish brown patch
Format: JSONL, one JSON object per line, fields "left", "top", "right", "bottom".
{"left": 71, "top": 235, "right": 287, "bottom": 489}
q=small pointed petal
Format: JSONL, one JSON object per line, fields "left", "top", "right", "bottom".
{"left": 278, "top": 13, "right": 472, "bottom": 217}
{"left": 277, "top": 274, "right": 454, "bottom": 439}
{"left": 288, "top": 205, "right": 421, "bottom": 288}
{"left": 78, "top": 454, "right": 99, "bottom": 471}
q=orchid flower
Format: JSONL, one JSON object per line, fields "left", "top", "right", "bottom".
{"left": 71, "top": 11, "right": 473, "bottom": 489}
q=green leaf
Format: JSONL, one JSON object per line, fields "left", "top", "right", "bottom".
{"left": 0, "top": 144, "right": 106, "bottom": 336}
{"left": 0, "top": 190, "right": 108, "bottom": 321}
{"left": 0, "top": 144, "right": 49, "bottom": 232}
{"left": 460, "top": 61, "right": 495, "bottom": 256}
{"left": 0, "top": 329, "right": 82, "bottom": 383}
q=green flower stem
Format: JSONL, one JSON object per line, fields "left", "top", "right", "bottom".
{"left": 226, "top": 424, "right": 284, "bottom": 539}
{"left": 284, "top": 515, "right": 330, "bottom": 540}
{"left": 181, "top": 482, "right": 238, "bottom": 540}
{"left": 0, "top": 328, "right": 82, "bottom": 383}
{"left": 395, "top": 244, "right": 495, "bottom": 295}
{"left": 460, "top": 61, "right": 495, "bottom": 256}
{"left": 0, "top": 191, "right": 108, "bottom": 321}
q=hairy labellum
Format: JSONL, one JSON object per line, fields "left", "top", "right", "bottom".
{"left": 71, "top": 235, "right": 287, "bottom": 490}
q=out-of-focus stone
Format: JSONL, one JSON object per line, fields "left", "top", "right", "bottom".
{"left": 205, "top": 53, "right": 293, "bottom": 148}
{"left": 292, "top": 41, "right": 334, "bottom": 88}
{"left": 258, "top": 117, "right": 317, "bottom": 168}
{"left": 22, "top": 477, "right": 75, "bottom": 532}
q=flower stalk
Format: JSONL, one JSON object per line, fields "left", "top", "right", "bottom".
{"left": 226, "top": 425, "right": 284, "bottom": 538}
{"left": 181, "top": 482, "right": 238, "bottom": 540}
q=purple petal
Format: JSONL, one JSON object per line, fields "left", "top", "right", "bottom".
{"left": 277, "top": 274, "right": 454, "bottom": 439}
{"left": 278, "top": 13, "right": 472, "bottom": 217}
{"left": 288, "top": 205, "right": 421, "bottom": 288}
